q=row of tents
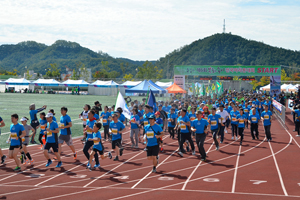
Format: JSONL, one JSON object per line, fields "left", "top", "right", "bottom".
{"left": 0, "top": 78, "right": 186, "bottom": 95}
{"left": 260, "top": 83, "right": 299, "bottom": 92}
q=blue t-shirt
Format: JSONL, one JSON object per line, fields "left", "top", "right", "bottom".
{"left": 52, "top": 116, "right": 57, "bottom": 122}
{"left": 230, "top": 110, "right": 239, "bottom": 125}
{"left": 167, "top": 113, "right": 177, "bottom": 128}
{"left": 225, "top": 107, "right": 232, "bottom": 115}
{"left": 249, "top": 113, "right": 260, "bottom": 123}
{"left": 92, "top": 131, "right": 103, "bottom": 151}
{"left": 59, "top": 115, "right": 72, "bottom": 135}
{"left": 0, "top": 116, "right": 3, "bottom": 123}
{"left": 101, "top": 111, "right": 111, "bottom": 126}
{"left": 144, "top": 124, "right": 163, "bottom": 147}
{"left": 208, "top": 114, "right": 221, "bottom": 130}
{"left": 143, "top": 112, "right": 152, "bottom": 126}
{"left": 237, "top": 114, "right": 247, "bottom": 128}
{"left": 191, "top": 119, "right": 209, "bottom": 134}
{"left": 243, "top": 106, "right": 250, "bottom": 117}
{"left": 156, "top": 118, "right": 163, "bottom": 128}
{"left": 46, "top": 121, "right": 59, "bottom": 143}
{"left": 109, "top": 121, "right": 125, "bottom": 141}
{"left": 188, "top": 113, "right": 196, "bottom": 122}
{"left": 295, "top": 109, "right": 300, "bottom": 122}
{"left": 94, "top": 114, "right": 100, "bottom": 120}
{"left": 29, "top": 110, "right": 38, "bottom": 123}
{"left": 119, "top": 114, "right": 126, "bottom": 123}
{"left": 162, "top": 106, "right": 171, "bottom": 113}
{"left": 86, "top": 119, "right": 96, "bottom": 140}
{"left": 261, "top": 111, "right": 272, "bottom": 126}
{"left": 39, "top": 119, "right": 47, "bottom": 135}
{"left": 130, "top": 114, "right": 140, "bottom": 129}
{"left": 10, "top": 123, "right": 25, "bottom": 146}
{"left": 177, "top": 115, "right": 190, "bottom": 133}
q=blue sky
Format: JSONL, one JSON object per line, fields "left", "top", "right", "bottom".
{"left": 0, "top": 0, "right": 299, "bottom": 60}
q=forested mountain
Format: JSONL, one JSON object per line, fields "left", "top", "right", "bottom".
{"left": 0, "top": 33, "right": 300, "bottom": 78}
{"left": 156, "top": 33, "right": 300, "bottom": 78}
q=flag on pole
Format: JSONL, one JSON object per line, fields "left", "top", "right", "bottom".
{"left": 147, "top": 89, "right": 157, "bottom": 113}
{"left": 145, "top": 86, "right": 150, "bottom": 103}
{"left": 115, "top": 91, "right": 131, "bottom": 119}
{"left": 202, "top": 84, "right": 205, "bottom": 96}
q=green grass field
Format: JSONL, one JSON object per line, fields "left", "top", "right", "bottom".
{"left": 0, "top": 93, "right": 165, "bottom": 149}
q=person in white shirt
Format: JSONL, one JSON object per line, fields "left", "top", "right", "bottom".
{"left": 216, "top": 104, "right": 229, "bottom": 143}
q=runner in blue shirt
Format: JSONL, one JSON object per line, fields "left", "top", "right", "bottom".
{"left": 130, "top": 109, "right": 140, "bottom": 148}
{"left": 144, "top": 114, "right": 164, "bottom": 173}
{"left": 0, "top": 116, "right": 6, "bottom": 164}
{"left": 38, "top": 112, "right": 47, "bottom": 149}
{"left": 9, "top": 114, "right": 26, "bottom": 171}
{"left": 293, "top": 105, "right": 300, "bottom": 137}
{"left": 109, "top": 113, "right": 126, "bottom": 161}
{"left": 191, "top": 110, "right": 210, "bottom": 161}
{"left": 155, "top": 111, "right": 164, "bottom": 152}
{"left": 208, "top": 108, "right": 221, "bottom": 150}
{"left": 49, "top": 109, "right": 57, "bottom": 122}
{"left": 87, "top": 122, "right": 112, "bottom": 171}
{"left": 261, "top": 104, "right": 273, "bottom": 141}
{"left": 237, "top": 109, "right": 247, "bottom": 145}
{"left": 44, "top": 113, "right": 62, "bottom": 168}
{"left": 248, "top": 108, "right": 260, "bottom": 140}
{"left": 167, "top": 108, "right": 177, "bottom": 139}
{"left": 230, "top": 106, "right": 239, "bottom": 140}
{"left": 29, "top": 104, "right": 47, "bottom": 144}
{"left": 243, "top": 102, "right": 250, "bottom": 129}
{"left": 100, "top": 106, "right": 112, "bottom": 141}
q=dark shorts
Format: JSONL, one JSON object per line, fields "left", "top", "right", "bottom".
{"left": 112, "top": 139, "right": 121, "bottom": 149}
{"left": 93, "top": 148, "right": 104, "bottom": 155}
{"left": 9, "top": 145, "right": 20, "bottom": 150}
{"left": 83, "top": 125, "right": 86, "bottom": 128}
{"left": 147, "top": 145, "right": 159, "bottom": 157}
{"left": 44, "top": 143, "right": 58, "bottom": 152}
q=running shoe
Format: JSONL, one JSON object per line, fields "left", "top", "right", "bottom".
{"left": 240, "top": 141, "right": 242, "bottom": 145}
{"left": 143, "top": 147, "right": 147, "bottom": 151}
{"left": 135, "top": 145, "right": 139, "bottom": 149}
{"left": 225, "top": 129, "right": 228, "bottom": 134}
{"left": 13, "top": 166, "right": 21, "bottom": 171}
{"left": 152, "top": 166, "right": 156, "bottom": 173}
{"left": 131, "top": 144, "right": 134, "bottom": 148}
{"left": 74, "top": 152, "right": 77, "bottom": 160}
{"left": 29, "top": 159, "right": 34, "bottom": 165}
{"left": 177, "top": 152, "right": 184, "bottom": 157}
{"left": 220, "top": 141, "right": 223, "bottom": 144}
{"left": 120, "top": 148, "right": 124, "bottom": 156}
{"left": 160, "top": 147, "right": 164, "bottom": 153}
{"left": 88, "top": 165, "right": 92, "bottom": 171}
{"left": 94, "top": 164, "right": 100, "bottom": 168}
{"left": 252, "top": 138, "right": 255, "bottom": 140}
{"left": 23, "top": 159, "right": 29, "bottom": 165}
{"left": 55, "top": 161, "right": 62, "bottom": 168}
{"left": 20, "top": 154, "right": 24, "bottom": 164}
{"left": 113, "top": 156, "right": 119, "bottom": 161}
{"left": 235, "top": 136, "right": 238, "bottom": 140}
{"left": 157, "top": 156, "right": 159, "bottom": 164}
{"left": 86, "top": 163, "right": 90, "bottom": 169}
{"left": 297, "top": 135, "right": 300, "bottom": 137}
{"left": 256, "top": 136, "right": 259, "bottom": 140}
{"left": 200, "top": 158, "right": 206, "bottom": 162}
{"left": 186, "top": 145, "right": 190, "bottom": 152}
{"left": 1, "top": 155, "right": 6, "bottom": 164}
{"left": 45, "top": 160, "right": 52, "bottom": 167}
{"left": 30, "top": 140, "right": 38, "bottom": 144}
{"left": 231, "top": 137, "right": 234, "bottom": 140}
{"left": 53, "top": 157, "right": 57, "bottom": 160}
{"left": 192, "top": 150, "right": 196, "bottom": 156}
{"left": 108, "top": 152, "right": 112, "bottom": 159}
{"left": 40, "top": 145, "right": 43, "bottom": 150}
{"left": 216, "top": 146, "right": 219, "bottom": 151}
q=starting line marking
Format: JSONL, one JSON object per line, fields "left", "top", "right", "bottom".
{"left": 26, "top": 174, "right": 45, "bottom": 178}
{"left": 158, "top": 177, "right": 174, "bottom": 181}
{"left": 250, "top": 180, "right": 267, "bottom": 185}
{"left": 203, "top": 178, "right": 220, "bottom": 182}
{"left": 70, "top": 175, "right": 87, "bottom": 179}
{"left": 113, "top": 176, "right": 129, "bottom": 180}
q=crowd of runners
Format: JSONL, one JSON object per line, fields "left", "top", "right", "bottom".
{"left": 0, "top": 91, "right": 288, "bottom": 173}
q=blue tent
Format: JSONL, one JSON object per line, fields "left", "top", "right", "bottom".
{"left": 125, "top": 80, "right": 166, "bottom": 93}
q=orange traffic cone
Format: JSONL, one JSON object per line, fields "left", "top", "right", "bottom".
{"left": 42, "top": 135, "right": 46, "bottom": 145}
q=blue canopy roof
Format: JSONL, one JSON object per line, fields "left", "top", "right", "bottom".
{"left": 125, "top": 80, "right": 166, "bottom": 93}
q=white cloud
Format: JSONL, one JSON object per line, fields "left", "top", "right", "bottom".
{"left": 0, "top": 0, "right": 299, "bottom": 60}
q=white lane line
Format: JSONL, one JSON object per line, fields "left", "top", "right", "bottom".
{"left": 231, "top": 144, "right": 242, "bottom": 193}
{"left": 131, "top": 148, "right": 177, "bottom": 189}
{"left": 181, "top": 141, "right": 214, "bottom": 190}
{"left": 268, "top": 141, "right": 288, "bottom": 196}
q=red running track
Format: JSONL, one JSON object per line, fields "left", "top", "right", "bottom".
{"left": 0, "top": 114, "right": 300, "bottom": 200}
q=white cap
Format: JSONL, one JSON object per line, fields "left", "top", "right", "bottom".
{"left": 20, "top": 117, "right": 27, "bottom": 122}
{"left": 46, "top": 113, "right": 53, "bottom": 118}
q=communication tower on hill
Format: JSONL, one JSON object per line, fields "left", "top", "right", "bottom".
{"left": 223, "top": 19, "right": 226, "bottom": 33}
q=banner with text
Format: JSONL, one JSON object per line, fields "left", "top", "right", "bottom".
{"left": 174, "top": 65, "right": 281, "bottom": 76}
{"left": 272, "top": 100, "right": 282, "bottom": 114}
{"left": 270, "top": 76, "right": 281, "bottom": 97}
{"left": 174, "top": 75, "right": 185, "bottom": 90}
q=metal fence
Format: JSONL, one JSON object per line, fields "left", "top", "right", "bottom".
{"left": 272, "top": 100, "right": 286, "bottom": 124}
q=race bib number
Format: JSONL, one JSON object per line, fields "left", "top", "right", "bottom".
{"left": 211, "top": 121, "right": 217, "bottom": 126}
{"left": 10, "top": 132, "right": 17, "bottom": 140}
{"left": 168, "top": 118, "right": 172, "bottom": 122}
{"left": 180, "top": 123, "right": 186, "bottom": 130}
{"left": 47, "top": 131, "right": 52, "bottom": 137}
{"left": 131, "top": 119, "right": 135, "bottom": 123}
{"left": 259, "top": 105, "right": 261, "bottom": 108}
{"left": 239, "top": 119, "right": 244, "bottom": 124}
{"left": 232, "top": 117, "right": 237, "bottom": 122}
{"left": 190, "top": 117, "right": 195, "bottom": 121}
{"left": 87, "top": 130, "right": 93, "bottom": 135}
{"left": 252, "top": 117, "right": 257, "bottom": 121}
{"left": 83, "top": 118, "right": 87, "bottom": 122}
{"left": 146, "top": 131, "right": 154, "bottom": 138}
{"left": 264, "top": 115, "right": 269, "bottom": 120}
{"left": 244, "top": 109, "right": 248, "bottom": 112}
{"left": 103, "top": 119, "right": 107, "bottom": 123}
{"left": 40, "top": 125, "right": 46, "bottom": 130}
{"left": 22, "top": 137, "right": 25, "bottom": 142}
{"left": 221, "top": 117, "right": 224, "bottom": 121}
{"left": 94, "top": 140, "right": 99, "bottom": 145}
{"left": 112, "top": 128, "right": 118, "bottom": 135}
{"left": 60, "top": 123, "right": 64, "bottom": 128}
{"left": 144, "top": 121, "right": 149, "bottom": 126}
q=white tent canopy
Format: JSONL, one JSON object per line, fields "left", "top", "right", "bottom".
{"left": 121, "top": 81, "right": 142, "bottom": 87}
{"left": 60, "top": 79, "right": 89, "bottom": 87}
{"left": 31, "top": 79, "right": 60, "bottom": 86}
{"left": 260, "top": 84, "right": 270, "bottom": 91}
{"left": 88, "top": 80, "right": 118, "bottom": 96}
{"left": 155, "top": 81, "right": 173, "bottom": 89}
{"left": 3, "top": 78, "right": 31, "bottom": 92}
